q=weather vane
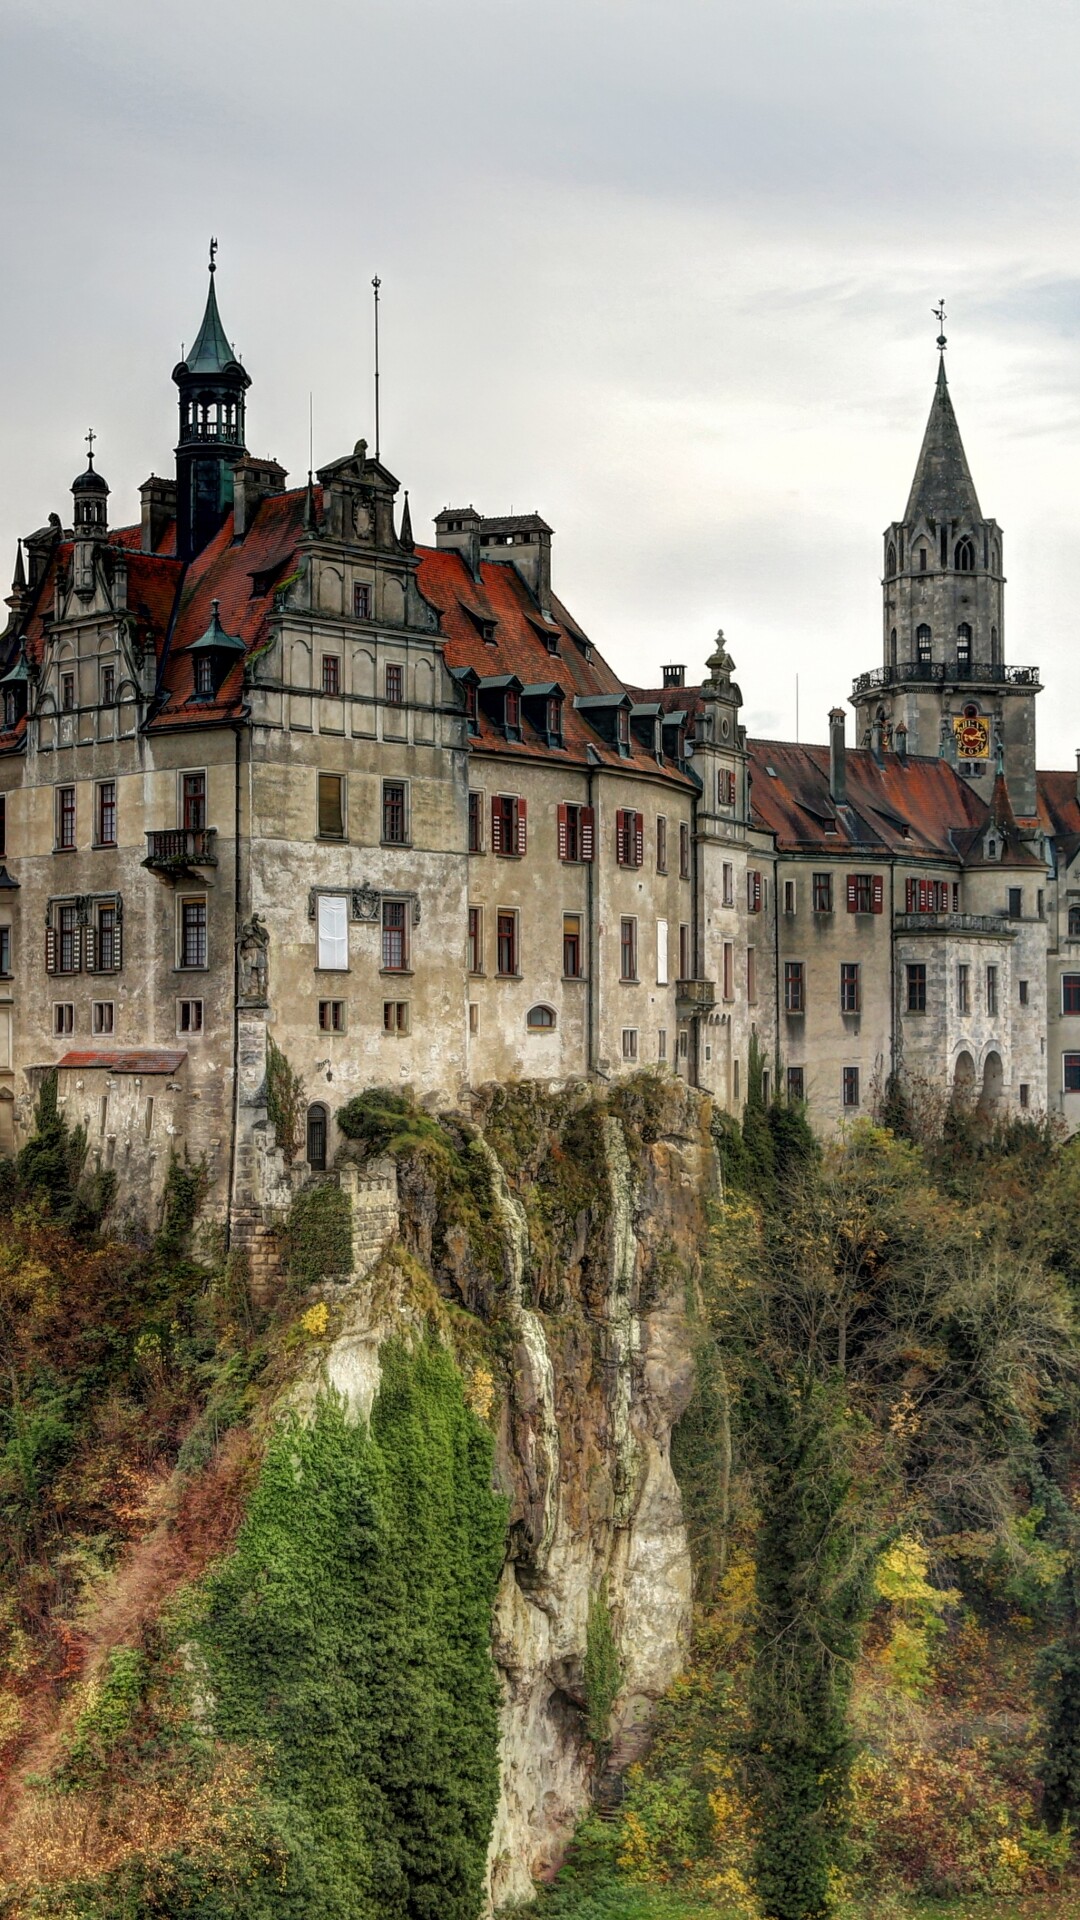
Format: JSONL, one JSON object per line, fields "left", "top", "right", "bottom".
{"left": 933, "top": 298, "right": 947, "bottom": 353}
{"left": 209, "top": 235, "right": 218, "bottom": 274}
{"left": 85, "top": 427, "right": 96, "bottom": 467}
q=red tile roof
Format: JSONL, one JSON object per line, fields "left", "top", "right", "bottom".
{"left": 747, "top": 739, "right": 990, "bottom": 859}
{"left": 55, "top": 1049, "right": 187, "bottom": 1074}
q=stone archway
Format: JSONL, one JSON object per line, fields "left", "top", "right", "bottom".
{"left": 978, "top": 1050, "right": 1004, "bottom": 1119}
{"left": 953, "top": 1050, "right": 976, "bottom": 1110}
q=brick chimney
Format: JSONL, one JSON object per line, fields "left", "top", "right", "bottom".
{"left": 479, "top": 513, "right": 553, "bottom": 616}
{"left": 662, "top": 664, "right": 686, "bottom": 689}
{"left": 435, "top": 506, "right": 482, "bottom": 582}
{"left": 139, "top": 476, "right": 177, "bottom": 554}
{"left": 232, "top": 457, "right": 287, "bottom": 538}
{"left": 829, "top": 707, "right": 847, "bottom": 804}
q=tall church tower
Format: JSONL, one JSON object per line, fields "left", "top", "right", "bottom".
{"left": 172, "top": 242, "right": 250, "bottom": 560}
{"left": 852, "top": 333, "right": 1040, "bottom": 817}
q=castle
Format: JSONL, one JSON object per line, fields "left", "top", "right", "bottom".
{"left": 0, "top": 255, "right": 1075, "bottom": 1234}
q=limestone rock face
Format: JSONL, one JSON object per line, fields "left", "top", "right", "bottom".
{"left": 308, "top": 1080, "right": 711, "bottom": 1912}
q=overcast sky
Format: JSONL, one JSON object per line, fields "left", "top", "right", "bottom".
{"left": 3, "top": 0, "right": 1080, "bottom": 762}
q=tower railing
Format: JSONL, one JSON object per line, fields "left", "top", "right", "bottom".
{"left": 852, "top": 661, "right": 1040, "bottom": 697}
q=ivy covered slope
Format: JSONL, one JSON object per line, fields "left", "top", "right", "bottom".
{"left": 537, "top": 1071, "right": 1080, "bottom": 1920}
{"left": 0, "top": 1071, "right": 715, "bottom": 1917}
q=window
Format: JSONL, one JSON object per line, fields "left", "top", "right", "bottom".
{"left": 733, "top": 1060, "right": 740, "bottom": 1101}
{"left": 318, "top": 1000, "right": 346, "bottom": 1032}
{"left": 3, "top": 692, "right": 15, "bottom": 729}
{"left": 464, "top": 682, "right": 478, "bottom": 732}
{"left": 679, "top": 922, "right": 691, "bottom": 980}
{"left": 558, "top": 802, "right": 594, "bottom": 862}
{"left": 847, "top": 872, "right": 883, "bottom": 914}
{"left": 497, "top": 911, "right": 518, "bottom": 977}
{"left": 986, "top": 965, "right": 998, "bottom": 1015}
{"left": 905, "top": 877, "right": 954, "bottom": 913}
{"left": 94, "top": 901, "right": 120, "bottom": 972}
{"left": 53, "top": 1003, "right": 73, "bottom": 1035}
{"left": 956, "top": 623, "right": 972, "bottom": 666}
{"left": 843, "top": 1066, "right": 860, "bottom": 1109}
{"left": 0, "top": 797, "right": 5, "bottom": 857}
{"left": 747, "top": 870, "right": 763, "bottom": 913}
{"left": 916, "top": 623, "right": 931, "bottom": 662}
{"left": 462, "top": 906, "right": 482, "bottom": 977}
{"left": 382, "top": 899, "right": 408, "bottom": 971}
{"left": 620, "top": 917, "right": 638, "bottom": 982}
{"left": 1008, "top": 887, "right": 1022, "bottom": 918}
{"left": 1065, "top": 1055, "right": 1080, "bottom": 1093}
{"left": 956, "top": 963, "right": 970, "bottom": 1014}
{"left": 1063, "top": 975, "right": 1080, "bottom": 1015}
{"left": 468, "top": 1003, "right": 479, "bottom": 1034}
{"left": 53, "top": 902, "right": 81, "bottom": 974}
{"left": 383, "top": 1001, "right": 410, "bottom": 1034}
{"left": 723, "top": 941, "right": 734, "bottom": 1000}
{"left": 722, "top": 861, "right": 734, "bottom": 907}
{"left": 1020, "top": 979, "right": 1030, "bottom": 1007}
{"left": 492, "top": 794, "right": 526, "bottom": 856}
{"left": 504, "top": 689, "right": 520, "bottom": 735}
{"left": 306, "top": 1104, "right": 328, "bottom": 1169}
{"left": 784, "top": 879, "right": 796, "bottom": 915}
{"left": 787, "top": 1066, "right": 805, "bottom": 1102}
{"left": 840, "top": 962, "right": 860, "bottom": 1013}
{"left": 101, "top": 663, "right": 116, "bottom": 704}
{"left": 92, "top": 1001, "right": 114, "bottom": 1036}
{"left": 179, "top": 898, "right": 207, "bottom": 969}
{"left": 622, "top": 1028, "right": 639, "bottom": 1062}
{"left": 181, "top": 771, "right": 206, "bottom": 831}
{"left": 317, "top": 772, "right": 345, "bottom": 839}
{"left": 955, "top": 537, "right": 975, "bottom": 572}
{"left": 546, "top": 696, "right": 562, "bottom": 741}
{"left": 1020, "top": 1083, "right": 1030, "bottom": 1109}
{"left": 617, "top": 708, "right": 630, "bottom": 752}
{"left": 527, "top": 1004, "right": 556, "bottom": 1029}
{"left": 563, "top": 912, "right": 582, "bottom": 978}
{"left": 1038, "top": 889, "right": 1045, "bottom": 919}
{"left": 144, "top": 1096, "right": 154, "bottom": 1138}
{"left": 679, "top": 821, "right": 691, "bottom": 879}
{"left": 747, "top": 946, "right": 756, "bottom": 1003}
{"left": 95, "top": 781, "right": 116, "bottom": 847}
{"left": 61, "top": 671, "right": 75, "bottom": 711}
{"left": 468, "top": 791, "right": 483, "bottom": 853}
{"left": 678, "top": 1029, "right": 689, "bottom": 1062}
{"left": 0, "top": 927, "right": 10, "bottom": 976}
{"left": 919, "top": 548, "right": 927, "bottom": 572}
{"left": 717, "top": 768, "right": 737, "bottom": 807}
{"left": 316, "top": 894, "right": 348, "bottom": 970}
{"left": 382, "top": 780, "right": 408, "bottom": 844}
{"left": 656, "top": 816, "right": 668, "bottom": 873}
{"left": 784, "top": 961, "right": 805, "bottom": 1013}
{"left": 906, "top": 963, "right": 927, "bottom": 1012}
{"left": 194, "top": 655, "right": 214, "bottom": 697}
{"left": 1069, "top": 907, "right": 1080, "bottom": 937}
{"left": 616, "top": 809, "right": 644, "bottom": 867}
{"left": 353, "top": 583, "right": 371, "bottom": 619}
{"left": 178, "top": 999, "right": 203, "bottom": 1033}
{"left": 57, "top": 786, "right": 76, "bottom": 850}
{"left": 321, "top": 654, "right": 341, "bottom": 696}
{"left": 813, "top": 872, "right": 833, "bottom": 913}
{"left": 385, "top": 662, "right": 404, "bottom": 706}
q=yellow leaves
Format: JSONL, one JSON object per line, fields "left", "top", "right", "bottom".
{"left": 875, "top": 1538, "right": 959, "bottom": 1614}
{"left": 464, "top": 1366, "right": 495, "bottom": 1423}
{"left": 299, "top": 1302, "right": 328, "bottom": 1339}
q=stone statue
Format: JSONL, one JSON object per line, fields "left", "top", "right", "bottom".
{"left": 238, "top": 913, "right": 270, "bottom": 1005}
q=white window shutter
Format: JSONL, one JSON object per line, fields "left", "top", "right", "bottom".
{"left": 656, "top": 919, "right": 669, "bottom": 986}
{"left": 317, "top": 894, "right": 349, "bottom": 970}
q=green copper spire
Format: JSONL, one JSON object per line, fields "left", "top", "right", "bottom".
{"left": 181, "top": 238, "right": 240, "bottom": 375}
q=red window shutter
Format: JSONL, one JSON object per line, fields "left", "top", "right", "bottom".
{"left": 615, "top": 809, "right": 625, "bottom": 865}
{"left": 905, "top": 878, "right": 914, "bottom": 912}
{"left": 84, "top": 925, "right": 98, "bottom": 973}
{"left": 491, "top": 797, "right": 503, "bottom": 854}
{"left": 113, "top": 916, "right": 123, "bottom": 972}
{"left": 45, "top": 926, "right": 56, "bottom": 974}
{"left": 872, "top": 874, "right": 884, "bottom": 914}
{"left": 754, "top": 871, "right": 762, "bottom": 912}
{"left": 557, "top": 803, "right": 568, "bottom": 861}
{"left": 72, "top": 926, "right": 82, "bottom": 972}
{"left": 581, "top": 807, "right": 595, "bottom": 862}
{"left": 516, "top": 797, "right": 527, "bottom": 856}
{"left": 634, "top": 812, "right": 644, "bottom": 867}
{"left": 953, "top": 882, "right": 959, "bottom": 910}
{"left": 846, "top": 874, "right": 857, "bottom": 913}
{"left": 918, "top": 878, "right": 928, "bottom": 912}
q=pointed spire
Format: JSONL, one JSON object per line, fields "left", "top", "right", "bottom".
{"left": 904, "top": 355, "right": 982, "bottom": 527}
{"left": 183, "top": 242, "right": 240, "bottom": 375}
{"left": 11, "top": 544, "right": 25, "bottom": 594}
{"left": 398, "top": 489, "right": 414, "bottom": 552}
{"left": 990, "top": 768, "right": 1017, "bottom": 834}
{"left": 303, "top": 470, "right": 318, "bottom": 533}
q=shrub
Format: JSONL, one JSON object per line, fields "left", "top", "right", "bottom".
{"left": 284, "top": 1183, "right": 353, "bottom": 1289}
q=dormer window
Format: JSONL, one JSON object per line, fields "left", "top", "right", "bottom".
{"left": 195, "top": 655, "right": 214, "bottom": 697}
{"left": 481, "top": 620, "right": 496, "bottom": 644}
{"left": 464, "top": 683, "right": 478, "bottom": 732}
{"left": 546, "top": 698, "right": 562, "bottom": 741}
{"left": 3, "top": 692, "right": 16, "bottom": 729}
{"left": 505, "top": 690, "right": 521, "bottom": 737}
{"left": 617, "top": 708, "right": 630, "bottom": 752}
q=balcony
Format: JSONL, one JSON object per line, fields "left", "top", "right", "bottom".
{"left": 895, "top": 912, "right": 1014, "bottom": 939}
{"left": 676, "top": 977, "right": 717, "bottom": 1013}
{"left": 143, "top": 827, "right": 218, "bottom": 877}
{"left": 852, "top": 661, "right": 1040, "bottom": 698}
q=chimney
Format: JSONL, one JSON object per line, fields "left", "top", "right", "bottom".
{"left": 895, "top": 721, "right": 908, "bottom": 762}
{"left": 232, "top": 457, "right": 287, "bottom": 538}
{"left": 829, "top": 707, "right": 847, "bottom": 804}
{"left": 139, "top": 475, "right": 177, "bottom": 554}
{"left": 662, "top": 664, "right": 686, "bottom": 689}
{"left": 478, "top": 514, "right": 553, "bottom": 615}
{"left": 435, "top": 505, "right": 482, "bottom": 582}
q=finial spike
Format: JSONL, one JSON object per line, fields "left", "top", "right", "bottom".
{"left": 933, "top": 296, "right": 947, "bottom": 354}
{"left": 372, "top": 275, "right": 381, "bottom": 462}
{"left": 85, "top": 426, "right": 96, "bottom": 468}
{"left": 209, "top": 235, "right": 218, "bottom": 274}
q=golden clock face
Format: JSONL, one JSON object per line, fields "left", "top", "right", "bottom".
{"left": 953, "top": 709, "right": 990, "bottom": 759}
{"left": 352, "top": 497, "right": 372, "bottom": 538}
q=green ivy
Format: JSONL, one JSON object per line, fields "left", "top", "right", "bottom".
{"left": 584, "top": 1580, "right": 622, "bottom": 1752}
{"left": 285, "top": 1183, "right": 353, "bottom": 1289}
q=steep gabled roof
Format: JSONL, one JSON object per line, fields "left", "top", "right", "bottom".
{"left": 747, "top": 739, "right": 988, "bottom": 859}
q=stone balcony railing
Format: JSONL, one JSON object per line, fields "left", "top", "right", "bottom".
{"left": 676, "top": 977, "right": 717, "bottom": 1012}
{"left": 894, "top": 911, "right": 1016, "bottom": 938}
{"left": 852, "top": 661, "right": 1040, "bottom": 698}
{"left": 143, "top": 827, "right": 218, "bottom": 874}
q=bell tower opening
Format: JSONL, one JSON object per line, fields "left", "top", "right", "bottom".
{"left": 172, "top": 240, "right": 251, "bottom": 560}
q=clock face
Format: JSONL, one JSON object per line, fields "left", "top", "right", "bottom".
{"left": 353, "top": 497, "right": 372, "bottom": 538}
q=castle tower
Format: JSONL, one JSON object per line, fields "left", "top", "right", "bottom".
{"left": 852, "top": 338, "right": 1041, "bottom": 817}
{"left": 172, "top": 242, "right": 250, "bottom": 560}
{"left": 71, "top": 434, "right": 109, "bottom": 599}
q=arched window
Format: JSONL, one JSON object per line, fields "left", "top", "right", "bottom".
{"left": 1070, "top": 906, "right": 1080, "bottom": 938}
{"left": 992, "top": 543, "right": 1000, "bottom": 574}
{"left": 889, "top": 627, "right": 898, "bottom": 667}
{"left": 919, "top": 546, "right": 928, "bottom": 571}
{"left": 526, "top": 1004, "right": 556, "bottom": 1030}
{"left": 957, "top": 622, "right": 972, "bottom": 667}
{"left": 306, "top": 1103, "right": 328, "bottom": 1171}
{"left": 955, "top": 536, "right": 976, "bottom": 572}
{"left": 886, "top": 542, "right": 897, "bottom": 577}
{"left": 916, "top": 624, "right": 932, "bottom": 665}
